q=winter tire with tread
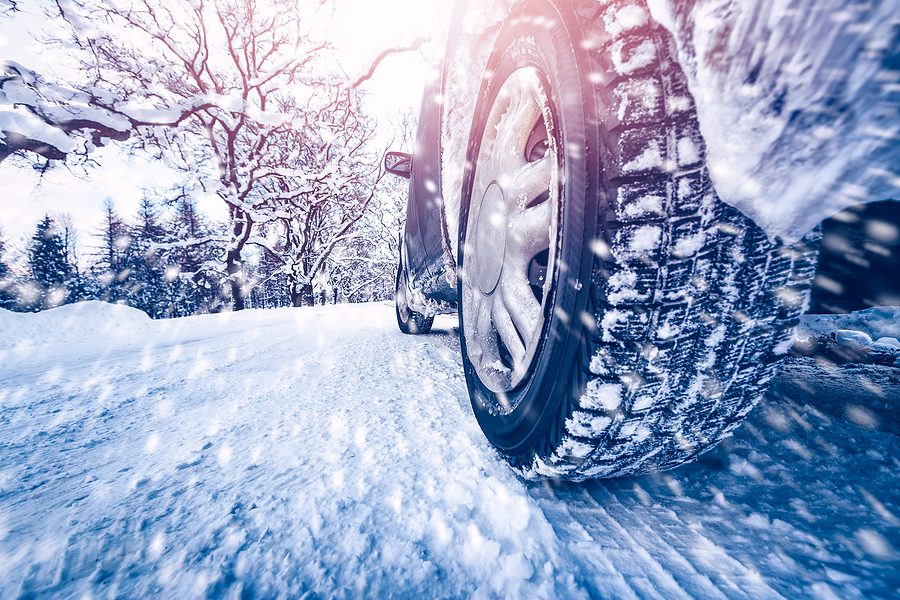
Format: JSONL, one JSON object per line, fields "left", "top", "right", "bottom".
{"left": 457, "top": 0, "right": 819, "bottom": 480}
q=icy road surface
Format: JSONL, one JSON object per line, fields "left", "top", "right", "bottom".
{"left": 0, "top": 302, "right": 897, "bottom": 598}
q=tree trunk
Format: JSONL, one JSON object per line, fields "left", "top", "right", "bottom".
{"left": 226, "top": 208, "right": 252, "bottom": 311}
{"left": 226, "top": 248, "right": 245, "bottom": 311}
{"left": 289, "top": 279, "right": 313, "bottom": 307}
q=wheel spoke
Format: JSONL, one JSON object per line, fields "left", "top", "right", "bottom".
{"left": 501, "top": 274, "right": 542, "bottom": 349}
{"left": 492, "top": 294, "right": 526, "bottom": 368}
{"left": 510, "top": 152, "right": 552, "bottom": 209}
{"left": 493, "top": 83, "right": 541, "bottom": 176}
{"left": 474, "top": 292, "right": 497, "bottom": 363}
{"left": 508, "top": 197, "right": 552, "bottom": 258}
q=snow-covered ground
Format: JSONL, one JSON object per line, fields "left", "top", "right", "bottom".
{"left": 0, "top": 302, "right": 897, "bottom": 598}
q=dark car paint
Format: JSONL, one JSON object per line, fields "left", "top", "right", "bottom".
{"left": 810, "top": 199, "right": 900, "bottom": 314}
{"left": 402, "top": 58, "right": 457, "bottom": 303}
{"left": 400, "top": 4, "right": 481, "bottom": 307}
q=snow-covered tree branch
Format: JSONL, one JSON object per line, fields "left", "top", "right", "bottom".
{"left": 1, "top": 0, "right": 430, "bottom": 311}
{"left": 41, "top": 0, "right": 350, "bottom": 310}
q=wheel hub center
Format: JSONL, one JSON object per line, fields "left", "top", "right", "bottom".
{"left": 473, "top": 181, "right": 508, "bottom": 295}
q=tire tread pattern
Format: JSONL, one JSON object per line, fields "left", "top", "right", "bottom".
{"left": 516, "top": 0, "right": 820, "bottom": 480}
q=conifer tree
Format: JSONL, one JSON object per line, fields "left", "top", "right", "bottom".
{"left": 0, "top": 228, "right": 17, "bottom": 310}
{"left": 123, "top": 198, "right": 167, "bottom": 317}
{"left": 27, "top": 215, "right": 73, "bottom": 309}
{"left": 162, "top": 197, "right": 224, "bottom": 316}
{"left": 93, "top": 200, "right": 129, "bottom": 304}
{"left": 56, "top": 214, "right": 97, "bottom": 304}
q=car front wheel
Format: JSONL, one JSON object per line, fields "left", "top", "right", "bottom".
{"left": 457, "top": 0, "right": 819, "bottom": 480}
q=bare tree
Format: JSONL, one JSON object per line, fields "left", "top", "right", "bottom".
{"left": 0, "top": 61, "right": 133, "bottom": 163}
{"left": 325, "top": 109, "right": 417, "bottom": 304}
{"left": 43, "top": 0, "right": 347, "bottom": 309}
{"left": 250, "top": 89, "right": 387, "bottom": 306}
{"left": 2, "top": 1, "right": 433, "bottom": 310}
{"left": 0, "top": 1, "right": 19, "bottom": 17}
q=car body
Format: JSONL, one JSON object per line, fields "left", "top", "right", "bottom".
{"left": 395, "top": 0, "right": 898, "bottom": 309}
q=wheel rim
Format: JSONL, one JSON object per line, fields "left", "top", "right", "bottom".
{"left": 462, "top": 66, "right": 560, "bottom": 397}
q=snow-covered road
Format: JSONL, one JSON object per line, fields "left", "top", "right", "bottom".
{"left": 0, "top": 302, "right": 897, "bottom": 598}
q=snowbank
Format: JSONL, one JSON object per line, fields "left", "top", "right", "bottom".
{"left": 793, "top": 306, "right": 900, "bottom": 366}
{"left": 0, "top": 301, "right": 152, "bottom": 349}
{"left": 0, "top": 300, "right": 401, "bottom": 351}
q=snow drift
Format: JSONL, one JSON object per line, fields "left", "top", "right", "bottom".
{"left": 0, "top": 301, "right": 151, "bottom": 349}
{"left": 794, "top": 306, "right": 900, "bottom": 366}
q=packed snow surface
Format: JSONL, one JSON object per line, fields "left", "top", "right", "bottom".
{"left": 0, "top": 302, "right": 897, "bottom": 598}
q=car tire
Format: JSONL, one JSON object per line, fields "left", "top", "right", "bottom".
{"left": 396, "top": 260, "right": 434, "bottom": 335}
{"left": 456, "top": 0, "right": 819, "bottom": 480}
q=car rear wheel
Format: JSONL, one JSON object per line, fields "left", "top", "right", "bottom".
{"left": 396, "top": 259, "right": 434, "bottom": 335}
{"left": 457, "top": 0, "right": 819, "bottom": 479}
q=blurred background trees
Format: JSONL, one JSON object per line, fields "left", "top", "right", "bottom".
{"left": 0, "top": 0, "right": 417, "bottom": 317}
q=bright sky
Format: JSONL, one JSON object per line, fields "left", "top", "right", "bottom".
{"left": 0, "top": 0, "right": 449, "bottom": 262}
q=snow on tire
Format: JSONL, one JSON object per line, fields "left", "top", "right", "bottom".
{"left": 457, "top": 0, "right": 820, "bottom": 480}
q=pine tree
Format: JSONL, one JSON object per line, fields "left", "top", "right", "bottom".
{"left": 0, "top": 228, "right": 17, "bottom": 310}
{"left": 122, "top": 198, "right": 168, "bottom": 317}
{"left": 161, "top": 197, "right": 224, "bottom": 316}
{"left": 27, "top": 215, "right": 73, "bottom": 309}
{"left": 55, "top": 214, "right": 98, "bottom": 304}
{"left": 93, "top": 200, "right": 130, "bottom": 304}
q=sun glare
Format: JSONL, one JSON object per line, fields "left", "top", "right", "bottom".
{"left": 329, "top": 0, "right": 451, "bottom": 112}
{"left": 330, "top": 0, "right": 450, "bottom": 61}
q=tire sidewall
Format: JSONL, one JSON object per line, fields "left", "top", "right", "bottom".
{"left": 457, "top": 0, "right": 602, "bottom": 458}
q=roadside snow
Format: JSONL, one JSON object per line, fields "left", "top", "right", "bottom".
{"left": 794, "top": 306, "right": 900, "bottom": 366}
{"left": 798, "top": 306, "right": 900, "bottom": 342}
{"left": 0, "top": 302, "right": 896, "bottom": 597}
{"left": 0, "top": 301, "right": 151, "bottom": 349}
